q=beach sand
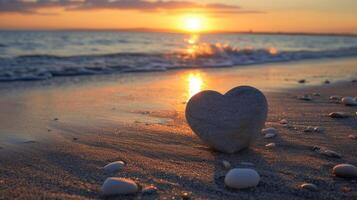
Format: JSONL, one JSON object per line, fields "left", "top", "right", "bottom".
{"left": 0, "top": 58, "right": 356, "bottom": 199}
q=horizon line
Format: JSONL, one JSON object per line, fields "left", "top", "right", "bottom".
{"left": 0, "top": 28, "right": 356, "bottom": 37}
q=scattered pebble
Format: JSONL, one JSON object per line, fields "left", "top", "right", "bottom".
{"left": 72, "top": 137, "right": 78, "bottom": 141}
{"left": 341, "top": 97, "right": 357, "bottom": 106}
{"left": 224, "top": 168, "right": 260, "bottom": 189}
{"left": 298, "top": 95, "right": 312, "bottom": 101}
{"left": 142, "top": 185, "right": 158, "bottom": 195}
{"left": 304, "top": 126, "right": 314, "bottom": 133}
{"left": 311, "top": 146, "right": 320, "bottom": 151}
{"left": 181, "top": 192, "right": 191, "bottom": 200}
{"left": 47, "top": 129, "right": 51, "bottom": 132}
{"left": 101, "top": 177, "right": 138, "bottom": 196}
{"left": 313, "top": 126, "right": 324, "bottom": 133}
{"left": 341, "top": 186, "right": 352, "bottom": 193}
{"left": 352, "top": 79, "right": 357, "bottom": 83}
{"left": 222, "top": 160, "right": 232, "bottom": 169}
{"left": 279, "top": 119, "right": 288, "bottom": 124}
{"left": 332, "top": 164, "right": 357, "bottom": 178}
{"left": 324, "top": 80, "right": 330, "bottom": 84}
{"left": 298, "top": 79, "right": 306, "bottom": 84}
{"left": 262, "top": 127, "right": 278, "bottom": 139}
{"left": 319, "top": 149, "right": 341, "bottom": 158}
{"left": 265, "top": 143, "right": 276, "bottom": 148}
{"left": 300, "top": 183, "right": 318, "bottom": 191}
{"left": 329, "top": 112, "right": 351, "bottom": 118}
{"left": 348, "top": 134, "right": 357, "bottom": 140}
{"left": 53, "top": 118, "right": 59, "bottom": 121}
{"left": 104, "top": 161, "right": 125, "bottom": 173}
{"left": 312, "top": 93, "right": 320, "bottom": 96}
{"left": 329, "top": 95, "right": 342, "bottom": 101}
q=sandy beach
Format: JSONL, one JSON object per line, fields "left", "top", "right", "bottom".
{"left": 0, "top": 58, "right": 357, "bottom": 199}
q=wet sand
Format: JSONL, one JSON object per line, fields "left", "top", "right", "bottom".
{"left": 0, "top": 58, "right": 356, "bottom": 199}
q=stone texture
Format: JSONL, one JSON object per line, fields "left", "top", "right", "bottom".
{"left": 224, "top": 168, "right": 260, "bottom": 189}
{"left": 101, "top": 177, "right": 138, "bottom": 196}
{"left": 185, "top": 86, "right": 268, "bottom": 153}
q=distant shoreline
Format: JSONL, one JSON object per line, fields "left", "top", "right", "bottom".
{"left": 0, "top": 28, "right": 356, "bottom": 37}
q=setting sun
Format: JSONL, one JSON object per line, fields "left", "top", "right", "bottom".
{"left": 182, "top": 15, "right": 206, "bottom": 32}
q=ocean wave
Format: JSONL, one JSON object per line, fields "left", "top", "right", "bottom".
{"left": 1, "top": 44, "right": 357, "bottom": 82}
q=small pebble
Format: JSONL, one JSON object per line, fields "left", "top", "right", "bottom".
{"left": 348, "top": 134, "right": 357, "bottom": 140}
{"left": 222, "top": 160, "right": 232, "bottom": 169}
{"left": 265, "top": 143, "right": 276, "bottom": 148}
{"left": 312, "top": 93, "right": 320, "bottom": 96}
{"left": 319, "top": 149, "right": 341, "bottom": 158}
{"left": 224, "top": 168, "right": 260, "bottom": 189}
{"left": 54, "top": 118, "right": 59, "bottom": 121}
{"left": 104, "top": 161, "right": 125, "bottom": 173}
{"left": 352, "top": 79, "right": 357, "bottom": 83}
{"left": 298, "top": 95, "right": 312, "bottom": 101}
{"left": 300, "top": 183, "right": 318, "bottom": 191}
{"left": 313, "top": 126, "right": 324, "bottom": 133}
{"left": 142, "top": 185, "right": 158, "bottom": 195}
{"left": 101, "top": 177, "right": 138, "bottom": 196}
{"left": 341, "top": 97, "right": 357, "bottom": 106}
{"left": 279, "top": 119, "right": 288, "bottom": 124}
{"left": 324, "top": 80, "right": 330, "bottom": 84}
{"left": 332, "top": 164, "right": 357, "bottom": 178}
{"left": 262, "top": 128, "right": 278, "bottom": 138}
{"left": 304, "top": 126, "right": 314, "bottom": 133}
{"left": 181, "top": 192, "right": 191, "bottom": 200}
{"left": 329, "top": 95, "right": 342, "bottom": 101}
{"left": 329, "top": 112, "right": 351, "bottom": 118}
{"left": 72, "top": 137, "right": 78, "bottom": 141}
{"left": 298, "top": 79, "right": 306, "bottom": 84}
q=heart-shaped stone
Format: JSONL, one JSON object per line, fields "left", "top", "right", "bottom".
{"left": 185, "top": 86, "right": 268, "bottom": 153}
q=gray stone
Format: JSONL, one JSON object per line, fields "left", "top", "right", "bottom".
{"left": 333, "top": 164, "right": 357, "bottom": 178}
{"left": 185, "top": 86, "right": 267, "bottom": 153}
{"left": 101, "top": 177, "right": 138, "bottom": 196}
{"left": 222, "top": 160, "right": 232, "bottom": 169}
{"left": 341, "top": 97, "right": 357, "bottom": 106}
{"left": 262, "top": 127, "right": 278, "bottom": 139}
{"left": 329, "top": 112, "right": 351, "bottom": 118}
{"left": 104, "top": 161, "right": 125, "bottom": 173}
{"left": 224, "top": 168, "right": 260, "bottom": 189}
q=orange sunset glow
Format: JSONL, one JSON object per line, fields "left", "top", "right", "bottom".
{"left": 0, "top": 0, "right": 356, "bottom": 33}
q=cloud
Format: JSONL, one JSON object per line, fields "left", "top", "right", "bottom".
{"left": 0, "top": 0, "right": 264, "bottom": 15}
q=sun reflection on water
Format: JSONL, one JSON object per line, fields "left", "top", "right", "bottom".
{"left": 187, "top": 73, "right": 204, "bottom": 100}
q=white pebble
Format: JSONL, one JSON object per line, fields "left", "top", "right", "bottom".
{"left": 341, "top": 97, "right": 357, "bottom": 106}
{"left": 222, "top": 160, "right": 232, "bottom": 169}
{"left": 104, "top": 161, "right": 125, "bottom": 173}
{"left": 262, "top": 128, "right": 277, "bottom": 138}
{"left": 332, "top": 164, "right": 357, "bottom": 178}
{"left": 265, "top": 143, "right": 276, "bottom": 148}
{"left": 224, "top": 168, "right": 260, "bottom": 189}
{"left": 300, "top": 183, "right": 318, "bottom": 191}
{"left": 101, "top": 177, "right": 138, "bottom": 196}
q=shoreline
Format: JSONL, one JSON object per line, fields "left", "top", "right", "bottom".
{"left": 0, "top": 58, "right": 356, "bottom": 199}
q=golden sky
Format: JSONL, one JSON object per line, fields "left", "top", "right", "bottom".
{"left": 0, "top": 0, "right": 356, "bottom": 33}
